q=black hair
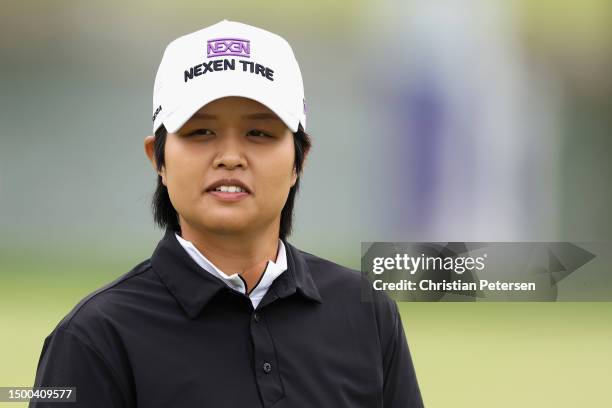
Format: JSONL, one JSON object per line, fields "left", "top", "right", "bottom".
{"left": 150, "top": 123, "right": 311, "bottom": 241}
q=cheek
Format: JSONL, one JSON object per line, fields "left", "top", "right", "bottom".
{"left": 256, "top": 155, "right": 295, "bottom": 199}
{"left": 164, "top": 146, "right": 206, "bottom": 201}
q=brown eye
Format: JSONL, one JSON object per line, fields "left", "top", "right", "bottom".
{"left": 248, "top": 129, "right": 271, "bottom": 138}
{"left": 187, "top": 128, "right": 214, "bottom": 136}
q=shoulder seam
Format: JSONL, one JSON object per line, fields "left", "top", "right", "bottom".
{"left": 63, "top": 260, "right": 152, "bottom": 330}
{"left": 299, "top": 250, "right": 357, "bottom": 272}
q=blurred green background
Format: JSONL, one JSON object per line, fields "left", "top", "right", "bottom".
{"left": 1, "top": 0, "right": 611, "bottom": 407}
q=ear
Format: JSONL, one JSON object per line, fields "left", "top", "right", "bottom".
{"left": 302, "top": 148, "right": 310, "bottom": 170}
{"left": 290, "top": 166, "right": 298, "bottom": 187}
{"left": 144, "top": 135, "right": 167, "bottom": 186}
{"left": 290, "top": 148, "right": 309, "bottom": 187}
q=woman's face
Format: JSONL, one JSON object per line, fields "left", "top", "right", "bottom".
{"left": 152, "top": 96, "right": 297, "bottom": 237}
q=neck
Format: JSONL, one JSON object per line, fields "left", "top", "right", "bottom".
{"left": 178, "top": 219, "right": 281, "bottom": 293}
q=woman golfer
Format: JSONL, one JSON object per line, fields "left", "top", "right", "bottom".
{"left": 30, "top": 20, "right": 423, "bottom": 407}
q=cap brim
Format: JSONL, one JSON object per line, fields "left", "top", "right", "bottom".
{"left": 162, "top": 88, "right": 300, "bottom": 134}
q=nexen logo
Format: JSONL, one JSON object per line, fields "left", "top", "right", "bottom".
{"left": 207, "top": 38, "right": 250, "bottom": 58}
{"left": 184, "top": 38, "right": 272, "bottom": 83}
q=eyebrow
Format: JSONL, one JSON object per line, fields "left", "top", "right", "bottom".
{"left": 191, "top": 112, "right": 282, "bottom": 122}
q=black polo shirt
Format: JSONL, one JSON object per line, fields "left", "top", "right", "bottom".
{"left": 30, "top": 229, "right": 423, "bottom": 407}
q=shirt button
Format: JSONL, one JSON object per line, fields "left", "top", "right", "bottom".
{"left": 262, "top": 362, "right": 272, "bottom": 374}
{"left": 253, "top": 312, "right": 261, "bottom": 323}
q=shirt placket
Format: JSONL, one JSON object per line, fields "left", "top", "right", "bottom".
{"left": 249, "top": 306, "right": 284, "bottom": 407}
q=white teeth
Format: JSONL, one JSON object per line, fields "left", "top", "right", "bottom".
{"left": 214, "top": 185, "right": 246, "bottom": 193}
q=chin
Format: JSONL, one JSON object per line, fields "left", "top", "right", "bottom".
{"left": 201, "top": 218, "right": 250, "bottom": 234}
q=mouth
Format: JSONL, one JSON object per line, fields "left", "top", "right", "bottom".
{"left": 206, "top": 189, "right": 250, "bottom": 202}
{"left": 205, "top": 178, "right": 252, "bottom": 193}
{"left": 205, "top": 181, "right": 252, "bottom": 202}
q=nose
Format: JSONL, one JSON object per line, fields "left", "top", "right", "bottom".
{"left": 212, "top": 131, "right": 247, "bottom": 170}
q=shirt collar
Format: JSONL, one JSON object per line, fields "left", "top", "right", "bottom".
{"left": 174, "top": 232, "right": 287, "bottom": 294}
{"left": 174, "top": 233, "right": 287, "bottom": 308}
{"left": 150, "top": 229, "right": 322, "bottom": 319}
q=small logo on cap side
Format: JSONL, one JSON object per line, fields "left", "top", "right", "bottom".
{"left": 152, "top": 105, "right": 162, "bottom": 122}
{"left": 207, "top": 38, "right": 250, "bottom": 58}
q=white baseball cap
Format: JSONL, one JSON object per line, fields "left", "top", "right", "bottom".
{"left": 152, "top": 19, "right": 306, "bottom": 134}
